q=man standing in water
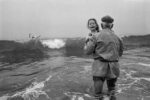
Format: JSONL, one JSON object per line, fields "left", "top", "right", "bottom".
{"left": 84, "top": 15, "right": 123, "bottom": 100}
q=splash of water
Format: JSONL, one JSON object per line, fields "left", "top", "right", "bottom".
{"left": 64, "top": 92, "right": 85, "bottom": 100}
{"left": 42, "top": 39, "right": 65, "bottom": 49}
{"left": 64, "top": 91, "right": 110, "bottom": 100}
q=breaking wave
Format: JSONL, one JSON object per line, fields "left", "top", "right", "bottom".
{"left": 41, "top": 38, "right": 85, "bottom": 51}
{"left": 0, "top": 38, "right": 86, "bottom": 63}
{"left": 42, "top": 39, "right": 65, "bottom": 49}
{"left": 0, "top": 39, "right": 48, "bottom": 64}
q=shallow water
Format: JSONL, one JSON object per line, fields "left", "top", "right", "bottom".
{"left": 0, "top": 39, "right": 150, "bottom": 100}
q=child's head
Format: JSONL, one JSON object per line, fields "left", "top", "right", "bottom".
{"left": 87, "top": 18, "right": 99, "bottom": 32}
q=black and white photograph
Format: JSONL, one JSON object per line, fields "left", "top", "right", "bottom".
{"left": 0, "top": 0, "right": 150, "bottom": 100}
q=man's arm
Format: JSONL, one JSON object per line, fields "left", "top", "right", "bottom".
{"left": 84, "top": 36, "right": 96, "bottom": 55}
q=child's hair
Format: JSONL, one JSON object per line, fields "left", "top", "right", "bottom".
{"left": 87, "top": 18, "right": 99, "bottom": 32}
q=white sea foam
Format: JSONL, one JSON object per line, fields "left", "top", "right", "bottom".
{"left": 0, "top": 75, "right": 52, "bottom": 100}
{"left": 71, "top": 95, "right": 77, "bottom": 100}
{"left": 65, "top": 92, "right": 85, "bottom": 100}
{"left": 42, "top": 39, "right": 65, "bottom": 49}
{"left": 115, "top": 62, "right": 150, "bottom": 94}
{"left": 82, "top": 65, "right": 91, "bottom": 73}
{"left": 0, "top": 95, "right": 9, "bottom": 100}
{"left": 138, "top": 63, "right": 150, "bottom": 67}
{"left": 118, "top": 69, "right": 150, "bottom": 97}
{"left": 122, "top": 62, "right": 150, "bottom": 67}
{"left": 78, "top": 97, "right": 84, "bottom": 100}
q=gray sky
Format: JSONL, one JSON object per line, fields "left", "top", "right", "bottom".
{"left": 0, "top": 0, "right": 149, "bottom": 40}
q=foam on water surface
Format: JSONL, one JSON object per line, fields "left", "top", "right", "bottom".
{"left": 0, "top": 75, "right": 52, "bottom": 100}
{"left": 138, "top": 63, "right": 150, "bottom": 67}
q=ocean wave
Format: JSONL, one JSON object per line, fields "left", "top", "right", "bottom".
{"left": 0, "top": 38, "right": 86, "bottom": 64}
{"left": 64, "top": 38, "right": 85, "bottom": 57}
{"left": 41, "top": 38, "right": 85, "bottom": 50}
{"left": 42, "top": 39, "right": 65, "bottom": 49}
{"left": 0, "top": 38, "right": 86, "bottom": 51}
{"left": 0, "top": 39, "right": 49, "bottom": 64}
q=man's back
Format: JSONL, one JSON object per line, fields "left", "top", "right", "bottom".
{"left": 94, "top": 29, "right": 123, "bottom": 61}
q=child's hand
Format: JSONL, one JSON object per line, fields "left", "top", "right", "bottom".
{"left": 86, "top": 33, "right": 92, "bottom": 39}
{"left": 85, "top": 35, "right": 95, "bottom": 43}
{"left": 88, "top": 36, "right": 93, "bottom": 40}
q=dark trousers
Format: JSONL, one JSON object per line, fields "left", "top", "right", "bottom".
{"left": 93, "top": 76, "right": 117, "bottom": 96}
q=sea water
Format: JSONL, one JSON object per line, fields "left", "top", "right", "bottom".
{"left": 0, "top": 38, "right": 150, "bottom": 100}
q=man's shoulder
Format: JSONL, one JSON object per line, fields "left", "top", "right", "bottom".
{"left": 98, "top": 29, "right": 120, "bottom": 41}
{"left": 97, "top": 30, "right": 108, "bottom": 38}
{"left": 101, "top": 29, "right": 118, "bottom": 37}
{"left": 93, "top": 32, "right": 100, "bottom": 37}
{"left": 91, "top": 32, "right": 101, "bottom": 40}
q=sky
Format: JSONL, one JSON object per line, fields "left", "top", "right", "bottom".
{"left": 0, "top": 0, "right": 149, "bottom": 40}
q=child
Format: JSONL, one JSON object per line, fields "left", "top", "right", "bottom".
{"left": 84, "top": 18, "right": 100, "bottom": 54}
{"left": 85, "top": 18, "right": 99, "bottom": 44}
